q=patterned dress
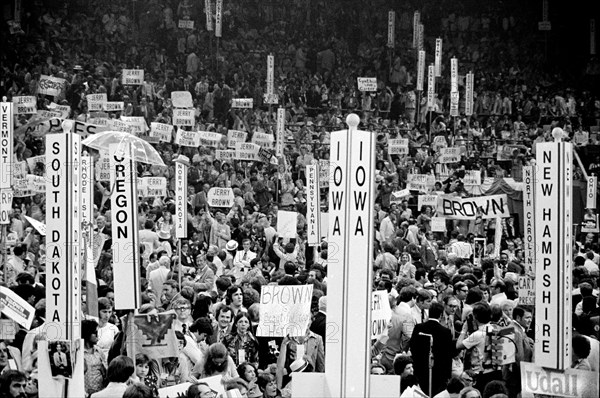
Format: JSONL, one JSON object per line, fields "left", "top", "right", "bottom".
{"left": 84, "top": 345, "right": 107, "bottom": 396}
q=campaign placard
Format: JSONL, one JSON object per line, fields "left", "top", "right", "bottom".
{"left": 257, "top": 285, "right": 313, "bottom": 337}
{"left": 86, "top": 93, "right": 107, "bottom": 111}
{"left": 418, "top": 194, "right": 438, "bottom": 210}
{"left": 276, "top": 210, "right": 298, "bottom": 239}
{"left": 518, "top": 276, "right": 535, "bottom": 306}
{"left": 38, "top": 75, "right": 66, "bottom": 97}
{"left": 198, "top": 130, "right": 223, "bottom": 147}
{"left": 171, "top": 91, "right": 194, "bottom": 108}
{"left": 175, "top": 130, "right": 201, "bottom": 147}
{"left": 439, "top": 147, "right": 461, "bottom": 163}
{"left": 0, "top": 286, "right": 35, "bottom": 329}
{"left": 357, "top": 77, "right": 377, "bottom": 92}
{"left": 227, "top": 129, "right": 247, "bottom": 148}
{"left": 388, "top": 138, "right": 409, "bottom": 155}
{"left": 150, "top": 122, "right": 173, "bottom": 142}
{"left": 520, "top": 362, "right": 598, "bottom": 398}
{"left": 252, "top": 132, "right": 274, "bottom": 148}
{"left": 178, "top": 19, "right": 194, "bottom": 29}
{"left": 215, "top": 149, "right": 235, "bottom": 161}
{"left": 235, "top": 142, "right": 260, "bottom": 160}
{"left": 371, "top": 290, "right": 392, "bottom": 340}
{"left": 13, "top": 96, "right": 37, "bottom": 114}
{"left": 122, "top": 69, "right": 144, "bottom": 85}
{"left": 172, "top": 109, "right": 195, "bottom": 126}
{"left": 207, "top": 187, "right": 234, "bottom": 207}
{"left": 232, "top": 98, "right": 253, "bottom": 108}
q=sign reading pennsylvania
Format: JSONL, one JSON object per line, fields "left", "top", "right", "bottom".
{"left": 436, "top": 194, "right": 510, "bottom": 220}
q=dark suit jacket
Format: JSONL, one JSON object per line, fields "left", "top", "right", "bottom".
{"left": 310, "top": 312, "right": 327, "bottom": 350}
{"left": 409, "top": 319, "right": 453, "bottom": 396}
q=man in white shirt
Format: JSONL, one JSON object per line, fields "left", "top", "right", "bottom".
{"left": 139, "top": 220, "right": 160, "bottom": 252}
{"left": 379, "top": 212, "right": 397, "bottom": 243}
{"left": 232, "top": 239, "right": 257, "bottom": 270}
{"left": 148, "top": 256, "right": 171, "bottom": 295}
{"left": 91, "top": 355, "right": 134, "bottom": 398}
{"left": 489, "top": 280, "right": 508, "bottom": 307}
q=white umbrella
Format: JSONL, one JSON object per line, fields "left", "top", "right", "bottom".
{"left": 81, "top": 130, "right": 165, "bottom": 166}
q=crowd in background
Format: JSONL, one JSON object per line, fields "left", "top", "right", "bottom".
{"left": 1, "top": 1, "right": 600, "bottom": 398}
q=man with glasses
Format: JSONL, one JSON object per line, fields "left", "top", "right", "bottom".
{"left": 186, "top": 382, "right": 218, "bottom": 398}
{"left": 441, "top": 296, "right": 460, "bottom": 338}
{"left": 453, "top": 282, "right": 469, "bottom": 322}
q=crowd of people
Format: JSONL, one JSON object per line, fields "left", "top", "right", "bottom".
{"left": 1, "top": 1, "right": 600, "bottom": 398}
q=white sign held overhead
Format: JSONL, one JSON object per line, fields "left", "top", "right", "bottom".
{"left": 13, "top": 95, "right": 37, "bottom": 114}
{"left": 207, "top": 187, "right": 234, "bottom": 208}
{"left": 178, "top": 19, "right": 194, "bottom": 29}
{"left": 371, "top": 290, "right": 392, "bottom": 340}
{"left": 232, "top": 98, "right": 253, "bottom": 108}
{"left": 388, "top": 138, "right": 409, "bottom": 155}
{"left": 276, "top": 210, "right": 298, "bottom": 239}
{"left": 175, "top": 130, "right": 201, "bottom": 147}
{"left": 534, "top": 142, "right": 572, "bottom": 370}
{"left": 122, "top": 69, "right": 144, "bottom": 85}
{"left": 172, "top": 108, "right": 195, "bottom": 126}
{"left": 171, "top": 91, "right": 194, "bottom": 108}
{"left": 110, "top": 143, "right": 142, "bottom": 310}
{"left": 227, "top": 129, "right": 247, "bottom": 148}
{"left": 357, "top": 77, "right": 378, "bottom": 92}
{"left": 257, "top": 285, "right": 313, "bottom": 337}
{"left": 235, "top": 142, "right": 260, "bottom": 160}
{"left": 306, "top": 165, "right": 321, "bottom": 246}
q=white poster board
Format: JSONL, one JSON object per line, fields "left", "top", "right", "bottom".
{"left": 276, "top": 210, "right": 298, "bottom": 238}
{"left": 257, "top": 285, "right": 313, "bottom": 337}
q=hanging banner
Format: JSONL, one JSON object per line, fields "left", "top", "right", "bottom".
{"left": 266, "top": 54, "right": 275, "bottom": 95}
{"left": 46, "top": 131, "right": 81, "bottom": 340}
{"left": 110, "top": 143, "right": 142, "bottom": 310}
{"left": 207, "top": 187, "right": 234, "bottom": 207}
{"left": 38, "top": 75, "right": 65, "bottom": 97}
{"left": 417, "top": 50, "right": 425, "bottom": 91}
{"left": 434, "top": 38, "right": 442, "bottom": 77}
{"left": 215, "top": 0, "right": 222, "bottom": 37}
{"left": 235, "top": 142, "right": 260, "bottom": 160}
{"left": 171, "top": 91, "right": 194, "bottom": 108}
{"left": 175, "top": 159, "right": 188, "bottom": 239}
{"left": 523, "top": 166, "right": 536, "bottom": 275}
{"left": 357, "top": 77, "right": 378, "bottom": 92}
{"left": 371, "top": 290, "right": 392, "bottom": 340}
{"left": 306, "top": 164, "right": 321, "bottom": 246}
{"left": 534, "top": 142, "right": 572, "bottom": 370}
{"left": 436, "top": 194, "right": 510, "bottom": 220}
{"left": 387, "top": 11, "right": 395, "bottom": 48}
{"left": 388, "top": 138, "right": 409, "bottom": 155}
{"left": 252, "top": 132, "right": 274, "bottom": 148}
{"left": 427, "top": 64, "right": 435, "bottom": 109}
{"left": 13, "top": 96, "right": 37, "bottom": 114}
{"left": 150, "top": 122, "right": 173, "bottom": 142}
{"left": 172, "top": 108, "right": 195, "bottom": 126}
{"left": 205, "top": 0, "right": 213, "bottom": 31}
{"left": 412, "top": 11, "right": 420, "bottom": 48}
{"left": 175, "top": 130, "right": 201, "bottom": 147}
{"left": 232, "top": 98, "right": 253, "bottom": 108}
{"left": 227, "top": 129, "right": 247, "bottom": 148}
{"left": 587, "top": 176, "right": 597, "bottom": 209}
{"left": 276, "top": 107, "right": 285, "bottom": 157}
{"left": 122, "top": 69, "right": 144, "bottom": 85}
{"left": 257, "top": 285, "right": 313, "bottom": 337}
{"left": 86, "top": 93, "right": 107, "bottom": 111}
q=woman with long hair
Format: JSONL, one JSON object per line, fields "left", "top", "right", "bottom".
{"left": 397, "top": 252, "right": 416, "bottom": 279}
{"left": 82, "top": 319, "right": 107, "bottom": 396}
{"left": 237, "top": 362, "right": 262, "bottom": 398}
{"left": 223, "top": 313, "right": 259, "bottom": 367}
{"left": 96, "top": 297, "right": 119, "bottom": 359}
{"left": 133, "top": 353, "right": 160, "bottom": 397}
{"left": 192, "top": 342, "right": 239, "bottom": 380}
{"left": 226, "top": 285, "right": 247, "bottom": 317}
{"left": 256, "top": 372, "right": 281, "bottom": 398}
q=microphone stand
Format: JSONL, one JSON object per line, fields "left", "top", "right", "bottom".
{"left": 420, "top": 332, "right": 434, "bottom": 397}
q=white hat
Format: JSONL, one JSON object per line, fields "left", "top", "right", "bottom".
{"left": 157, "top": 230, "right": 171, "bottom": 240}
{"left": 290, "top": 358, "right": 309, "bottom": 373}
{"left": 225, "top": 240, "right": 239, "bottom": 251}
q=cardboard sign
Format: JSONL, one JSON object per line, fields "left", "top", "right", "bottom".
{"left": 388, "top": 138, "right": 409, "bottom": 155}
{"left": 24, "top": 215, "right": 46, "bottom": 236}
{"left": 520, "top": 362, "right": 598, "bottom": 398}
{"left": 0, "top": 286, "right": 35, "bottom": 329}
{"left": 257, "top": 285, "right": 313, "bottom": 337}
{"left": 418, "top": 194, "right": 438, "bottom": 210}
{"left": 172, "top": 108, "right": 195, "bottom": 126}
{"left": 439, "top": 147, "right": 461, "bottom": 163}
{"left": 110, "top": 143, "right": 142, "bottom": 310}
{"left": 436, "top": 194, "right": 510, "bottom": 220}
{"left": 207, "top": 187, "right": 234, "bottom": 207}
{"left": 215, "top": 149, "right": 235, "bottom": 161}
{"left": 534, "top": 142, "right": 572, "bottom": 370}
{"left": 235, "top": 142, "right": 260, "bottom": 160}
{"left": 0, "top": 319, "right": 16, "bottom": 340}
{"left": 463, "top": 170, "right": 481, "bottom": 186}
{"left": 232, "top": 98, "right": 253, "bottom": 108}
{"left": 122, "top": 69, "right": 144, "bottom": 85}
{"left": 38, "top": 75, "right": 66, "bottom": 96}
{"left": 431, "top": 217, "right": 446, "bottom": 232}
{"left": 252, "top": 132, "right": 274, "bottom": 148}
{"left": 306, "top": 165, "right": 321, "bottom": 246}
{"left": 227, "top": 129, "right": 247, "bottom": 148}
{"left": 518, "top": 276, "right": 535, "bottom": 306}
{"left": 198, "top": 130, "right": 223, "bottom": 147}
{"left": 171, "top": 91, "right": 194, "bottom": 108}
{"left": 140, "top": 177, "right": 167, "bottom": 197}
{"left": 276, "top": 210, "right": 298, "bottom": 238}
{"left": 13, "top": 96, "right": 37, "bottom": 114}
{"left": 175, "top": 130, "right": 201, "bottom": 147}
{"left": 104, "top": 101, "right": 124, "bottom": 112}
{"left": 120, "top": 116, "right": 148, "bottom": 135}
{"left": 371, "top": 290, "right": 392, "bottom": 340}
{"left": 178, "top": 19, "right": 194, "bottom": 29}
{"left": 48, "top": 102, "right": 71, "bottom": 118}
{"left": 357, "top": 77, "right": 377, "bottom": 92}
{"left": 390, "top": 189, "right": 411, "bottom": 203}
{"left": 150, "top": 122, "right": 173, "bottom": 142}
{"left": 86, "top": 93, "right": 107, "bottom": 111}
